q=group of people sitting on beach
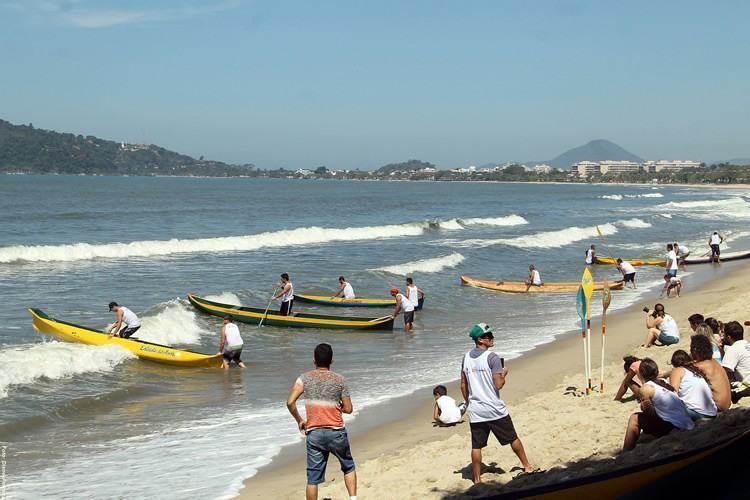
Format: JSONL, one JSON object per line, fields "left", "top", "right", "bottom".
{"left": 616, "top": 306, "right": 750, "bottom": 450}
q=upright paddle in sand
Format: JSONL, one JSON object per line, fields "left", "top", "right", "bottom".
{"left": 577, "top": 267, "right": 596, "bottom": 395}
{"left": 258, "top": 285, "right": 279, "bottom": 327}
{"left": 600, "top": 283, "right": 612, "bottom": 393}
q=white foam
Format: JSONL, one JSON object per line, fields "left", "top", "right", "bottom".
{"left": 0, "top": 221, "right": 440, "bottom": 264}
{"left": 136, "top": 299, "right": 211, "bottom": 345}
{"left": 373, "top": 252, "right": 465, "bottom": 275}
{"left": 203, "top": 292, "right": 242, "bottom": 305}
{"left": 660, "top": 214, "right": 673, "bottom": 218}
{"left": 654, "top": 197, "right": 750, "bottom": 219}
{"left": 619, "top": 218, "right": 652, "bottom": 229}
{"left": 452, "top": 223, "right": 619, "bottom": 249}
{"left": 599, "top": 194, "right": 623, "bottom": 200}
{"left": 627, "top": 193, "right": 663, "bottom": 198}
{"left": 0, "top": 342, "right": 134, "bottom": 398}
{"left": 458, "top": 215, "right": 529, "bottom": 227}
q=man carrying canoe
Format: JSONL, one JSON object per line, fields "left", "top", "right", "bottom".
{"left": 107, "top": 302, "right": 141, "bottom": 338}
{"left": 332, "top": 276, "right": 356, "bottom": 300}
{"left": 273, "top": 273, "right": 295, "bottom": 316}
{"left": 616, "top": 258, "right": 637, "bottom": 289}
{"left": 708, "top": 231, "right": 724, "bottom": 263}
{"left": 673, "top": 241, "right": 690, "bottom": 269}
{"left": 217, "top": 315, "right": 246, "bottom": 369}
{"left": 390, "top": 287, "right": 414, "bottom": 332}
{"left": 585, "top": 244, "right": 596, "bottom": 265}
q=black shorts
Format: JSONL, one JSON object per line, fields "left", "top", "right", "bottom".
{"left": 624, "top": 273, "right": 636, "bottom": 283}
{"left": 470, "top": 415, "right": 518, "bottom": 449}
{"left": 119, "top": 326, "right": 140, "bottom": 339}
{"left": 711, "top": 244, "right": 721, "bottom": 256}
{"left": 403, "top": 310, "right": 415, "bottom": 324}
{"left": 222, "top": 348, "right": 243, "bottom": 364}
{"left": 637, "top": 411, "right": 675, "bottom": 437}
{"left": 280, "top": 300, "right": 294, "bottom": 316}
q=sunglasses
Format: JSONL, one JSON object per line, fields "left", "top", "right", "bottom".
{"left": 481, "top": 334, "right": 494, "bottom": 340}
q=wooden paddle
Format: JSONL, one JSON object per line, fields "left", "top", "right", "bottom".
{"left": 258, "top": 285, "right": 279, "bottom": 327}
{"left": 600, "top": 283, "right": 612, "bottom": 393}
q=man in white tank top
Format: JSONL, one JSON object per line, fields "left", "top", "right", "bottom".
{"left": 218, "top": 315, "right": 246, "bottom": 369}
{"left": 405, "top": 277, "right": 424, "bottom": 311}
{"left": 107, "top": 302, "right": 141, "bottom": 339}
{"left": 390, "top": 287, "right": 414, "bottom": 332}
{"left": 332, "top": 276, "right": 356, "bottom": 300}
{"left": 273, "top": 273, "right": 294, "bottom": 316}
{"left": 460, "top": 323, "right": 537, "bottom": 483}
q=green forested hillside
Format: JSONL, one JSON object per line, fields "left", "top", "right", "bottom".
{"left": 0, "top": 119, "right": 253, "bottom": 176}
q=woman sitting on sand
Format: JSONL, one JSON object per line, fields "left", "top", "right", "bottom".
{"left": 613, "top": 355, "right": 642, "bottom": 402}
{"left": 668, "top": 350, "right": 718, "bottom": 421}
{"left": 623, "top": 358, "right": 694, "bottom": 450}
{"left": 704, "top": 317, "right": 724, "bottom": 349}
{"left": 694, "top": 323, "right": 722, "bottom": 361}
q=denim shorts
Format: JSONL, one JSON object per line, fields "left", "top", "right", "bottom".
{"left": 659, "top": 333, "right": 679, "bottom": 346}
{"left": 306, "top": 428, "right": 355, "bottom": 485}
{"left": 667, "top": 269, "right": 678, "bottom": 278}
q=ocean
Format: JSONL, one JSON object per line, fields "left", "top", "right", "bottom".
{"left": 1, "top": 175, "right": 749, "bottom": 499}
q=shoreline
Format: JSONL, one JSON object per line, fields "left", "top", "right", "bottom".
{"left": 239, "top": 259, "right": 750, "bottom": 498}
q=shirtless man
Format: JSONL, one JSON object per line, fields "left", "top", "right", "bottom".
{"left": 690, "top": 335, "right": 731, "bottom": 411}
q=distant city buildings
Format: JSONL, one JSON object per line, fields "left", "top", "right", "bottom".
{"left": 572, "top": 159, "right": 702, "bottom": 177}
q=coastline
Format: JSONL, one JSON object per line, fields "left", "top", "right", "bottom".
{"left": 239, "top": 259, "right": 750, "bottom": 499}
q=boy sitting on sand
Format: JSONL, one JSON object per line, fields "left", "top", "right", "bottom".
{"left": 432, "top": 385, "right": 466, "bottom": 426}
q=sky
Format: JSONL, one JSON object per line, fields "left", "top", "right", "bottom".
{"left": 1, "top": 1, "right": 749, "bottom": 169}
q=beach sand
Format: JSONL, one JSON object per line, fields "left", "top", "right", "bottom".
{"left": 239, "top": 261, "right": 750, "bottom": 499}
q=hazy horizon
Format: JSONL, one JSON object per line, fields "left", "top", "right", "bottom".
{"left": 2, "top": 1, "right": 748, "bottom": 169}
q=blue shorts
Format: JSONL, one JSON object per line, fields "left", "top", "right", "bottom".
{"left": 306, "top": 428, "right": 355, "bottom": 485}
{"left": 667, "top": 269, "right": 678, "bottom": 278}
{"left": 659, "top": 334, "right": 679, "bottom": 346}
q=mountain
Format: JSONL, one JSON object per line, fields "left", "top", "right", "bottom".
{"left": 545, "top": 139, "right": 643, "bottom": 169}
{"left": 0, "top": 119, "right": 254, "bottom": 176}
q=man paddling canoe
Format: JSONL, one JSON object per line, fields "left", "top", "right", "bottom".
{"left": 273, "top": 273, "right": 295, "bottom": 316}
{"left": 524, "top": 265, "right": 543, "bottom": 291}
{"left": 332, "top": 276, "right": 356, "bottom": 300}
{"left": 585, "top": 244, "right": 596, "bottom": 265}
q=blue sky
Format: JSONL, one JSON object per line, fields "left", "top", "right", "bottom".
{"left": 1, "top": 1, "right": 748, "bottom": 169}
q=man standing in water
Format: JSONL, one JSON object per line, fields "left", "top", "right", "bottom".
{"left": 273, "top": 273, "right": 294, "bottom": 316}
{"left": 217, "top": 315, "right": 246, "bottom": 369}
{"left": 390, "top": 287, "right": 415, "bottom": 332}
{"left": 461, "top": 323, "right": 537, "bottom": 484}
{"left": 708, "top": 231, "right": 724, "bottom": 263}
{"left": 405, "top": 277, "right": 425, "bottom": 312}
{"left": 107, "top": 302, "right": 141, "bottom": 338}
{"left": 286, "top": 343, "right": 357, "bottom": 500}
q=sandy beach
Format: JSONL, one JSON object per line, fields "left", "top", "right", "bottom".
{"left": 239, "top": 260, "right": 750, "bottom": 499}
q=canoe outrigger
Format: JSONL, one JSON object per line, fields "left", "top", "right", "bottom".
{"left": 460, "top": 276, "right": 624, "bottom": 293}
{"left": 187, "top": 294, "right": 395, "bottom": 330}
{"left": 294, "top": 293, "right": 396, "bottom": 308}
{"left": 28, "top": 308, "right": 222, "bottom": 368}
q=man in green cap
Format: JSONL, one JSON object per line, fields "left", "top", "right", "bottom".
{"left": 460, "top": 323, "right": 538, "bottom": 484}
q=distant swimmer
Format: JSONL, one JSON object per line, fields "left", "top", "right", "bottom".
{"left": 616, "top": 258, "right": 637, "bottom": 289}
{"left": 524, "top": 265, "right": 542, "bottom": 291}
{"left": 217, "top": 315, "right": 246, "bottom": 369}
{"left": 107, "top": 302, "right": 141, "bottom": 339}
{"left": 273, "top": 273, "right": 294, "bottom": 316}
{"left": 332, "top": 276, "right": 355, "bottom": 299}
{"left": 405, "top": 277, "right": 425, "bottom": 311}
{"left": 665, "top": 244, "right": 678, "bottom": 278}
{"left": 390, "top": 287, "right": 414, "bottom": 332}
{"left": 708, "top": 231, "right": 724, "bottom": 263}
{"left": 585, "top": 244, "right": 596, "bottom": 265}
{"left": 673, "top": 241, "right": 690, "bottom": 269}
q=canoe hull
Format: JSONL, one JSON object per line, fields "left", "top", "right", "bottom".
{"left": 295, "top": 294, "right": 396, "bottom": 308}
{"left": 597, "top": 250, "right": 750, "bottom": 266}
{"left": 188, "top": 294, "right": 394, "bottom": 330}
{"left": 684, "top": 250, "right": 750, "bottom": 265}
{"left": 594, "top": 257, "right": 665, "bottom": 266}
{"left": 460, "top": 276, "right": 624, "bottom": 293}
{"left": 28, "top": 308, "right": 222, "bottom": 368}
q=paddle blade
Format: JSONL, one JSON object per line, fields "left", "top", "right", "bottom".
{"left": 580, "top": 267, "right": 595, "bottom": 302}
{"left": 602, "top": 284, "right": 612, "bottom": 311}
{"left": 575, "top": 286, "right": 587, "bottom": 323}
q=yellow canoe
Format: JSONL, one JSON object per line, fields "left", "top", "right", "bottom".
{"left": 594, "top": 256, "right": 665, "bottom": 266}
{"left": 460, "top": 275, "right": 624, "bottom": 293}
{"left": 29, "top": 308, "right": 223, "bottom": 368}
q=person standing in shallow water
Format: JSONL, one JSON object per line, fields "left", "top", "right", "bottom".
{"left": 286, "top": 343, "right": 357, "bottom": 500}
{"left": 273, "top": 273, "right": 294, "bottom": 316}
{"left": 460, "top": 323, "right": 537, "bottom": 484}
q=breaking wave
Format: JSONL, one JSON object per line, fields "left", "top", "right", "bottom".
{"left": 619, "top": 218, "right": 652, "bottom": 228}
{"left": 457, "top": 215, "right": 529, "bottom": 227}
{"left": 653, "top": 197, "right": 750, "bottom": 220}
{"left": 136, "top": 299, "right": 211, "bottom": 345}
{"left": 373, "top": 253, "right": 465, "bottom": 275}
{"left": 599, "top": 193, "right": 663, "bottom": 200}
{"left": 599, "top": 194, "right": 623, "bottom": 200}
{"left": 0, "top": 342, "right": 134, "bottom": 399}
{"left": 0, "top": 220, "right": 472, "bottom": 264}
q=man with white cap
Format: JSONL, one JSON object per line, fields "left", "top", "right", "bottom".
{"left": 460, "top": 323, "right": 538, "bottom": 484}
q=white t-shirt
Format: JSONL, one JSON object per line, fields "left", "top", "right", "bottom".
{"left": 722, "top": 340, "right": 750, "bottom": 384}
{"left": 678, "top": 245, "right": 689, "bottom": 255}
{"left": 530, "top": 270, "right": 541, "bottom": 285}
{"left": 462, "top": 349, "right": 508, "bottom": 422}
{"left": 436, "top": 395, "right": 462, "bottom": 424}
{"left": 342, "top": 282, "right": 355, "bottom": 299}
{"left": 120, "top": 306, "right": 141, "bottom": 328}
{"left": 406, "top": 284, "right": 419, "bottom": 307}
{"left": 620, "top": 261, "right": 636, "bottom": 274}
{"left": 585, "top": 248, "right": 594, "bottom": 264}
{"left": 223, "top": 323, "right": 243, "bottom": 349}
{"left": 710, "top": 233, "right": 721, "bottom": 245}
{"left": 667, "top": 250, "right": 678, "bottom": 270}
{"left": 397, "top": 293, "right": 415, "bottom": 312}
{"left": 658, "top": 314, "right": 680, "bottom": 339}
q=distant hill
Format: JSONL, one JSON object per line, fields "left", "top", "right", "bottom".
{"left": 715, "top": 158, "right": 750, "bottom": 166}
{"left": 546, "top": 139, "right": 643, "bottom": 169}
{"left": 375, "top": 159, "right": 435, "bottom": 174}
{"left": 0, "top": 119, "right": 253, "bottom": 176}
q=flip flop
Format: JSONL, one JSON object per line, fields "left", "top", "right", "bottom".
{"left": 514, "top": 468, "right": 544, "bottom": 478}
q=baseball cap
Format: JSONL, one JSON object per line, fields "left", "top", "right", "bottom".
{"left": 468, "top": 323, "right": 493, "bottom": 340}
{"left": 390, "top": 287, "right": 399, "bottom": 294}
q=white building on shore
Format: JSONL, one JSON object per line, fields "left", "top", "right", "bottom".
{"left": 573, "top": 159, "right": 701, "bottom": 176}
{"left": 642, "top": 160, "right": 702, "bottom": 173}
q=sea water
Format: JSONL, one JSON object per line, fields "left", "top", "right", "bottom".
{"left": 1, "top": 175, "right": 749, "bottom": 499}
